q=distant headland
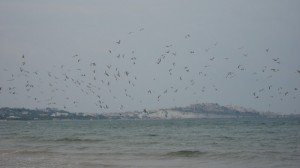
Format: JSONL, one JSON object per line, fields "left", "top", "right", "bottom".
{"left": 0, "top": 103, "right": 298, "bottom": 120}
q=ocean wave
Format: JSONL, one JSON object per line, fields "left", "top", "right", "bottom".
{"left": 54, "top": 137, "right": 104, "bottom": 142}
{"left": 165, "top": 150, "right": 207, "bottom": 157}
{"left": 14, "top": 149, "right": 53, "bottom": 155}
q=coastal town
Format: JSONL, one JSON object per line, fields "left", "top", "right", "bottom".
{"left": 0, "top": 103, "right": 297, "bottom": 120}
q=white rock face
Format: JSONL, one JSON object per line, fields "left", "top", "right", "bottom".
{"left": 102, "top": 103, "right": 264, "bottom": 119}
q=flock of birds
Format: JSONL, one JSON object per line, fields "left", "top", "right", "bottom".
{"left": 0, "top": 28, "right": 299, "bottom": 113}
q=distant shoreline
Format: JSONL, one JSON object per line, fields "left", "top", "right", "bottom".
{"left": 1, "top": 104, "right": 299, "bottom": 120}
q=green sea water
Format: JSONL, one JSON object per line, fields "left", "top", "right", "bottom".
{"left": 0, "top": 118, "right": 299, "bottom": 168}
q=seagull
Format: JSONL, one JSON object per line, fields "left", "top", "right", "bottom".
{"left": 105, "top": 71, "right": 109, "bottom": 77}
{"left": 226, "top": 72, "right": 234, "bottom": 78}
{"left": 271, "top": 68, "right": 279, "bottom": 72}
{"left": 156, "top": 58, "right": 161, "bottom": 64}
{"left": 253, "top": 92, "right": 259, "bottom": 98}
{"left": 90, "top": 62, "right": 96, "bottom": 66}
{"left": 238, "top": 65, "right": 245, "bottom": 70}
{"left": 157, "top": 95, "right": 161, "bottom": 102}
{"left": 185, "top": 34, "right": 191, "bottom": 38}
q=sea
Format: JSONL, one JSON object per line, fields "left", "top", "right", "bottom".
{"left": 0, "top": 118, "right": 299, "bottom": 168}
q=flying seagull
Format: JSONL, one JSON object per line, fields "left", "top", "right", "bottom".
{"left": 226, "top": 72, "right": 235, "bottom": 78}
{"left": 90, "top": 62, "right": 96, "bottom": 66}
{"left": 185, "top": 34, "right": 191, "bottom": 38}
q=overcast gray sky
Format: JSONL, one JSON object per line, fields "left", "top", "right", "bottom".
{"left": 1, "top": 0, "right": 300, "bottom": 114}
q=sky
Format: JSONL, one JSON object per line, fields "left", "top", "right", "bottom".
{"left": 0, "top": 0, "right": 300, "bottom": 114}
